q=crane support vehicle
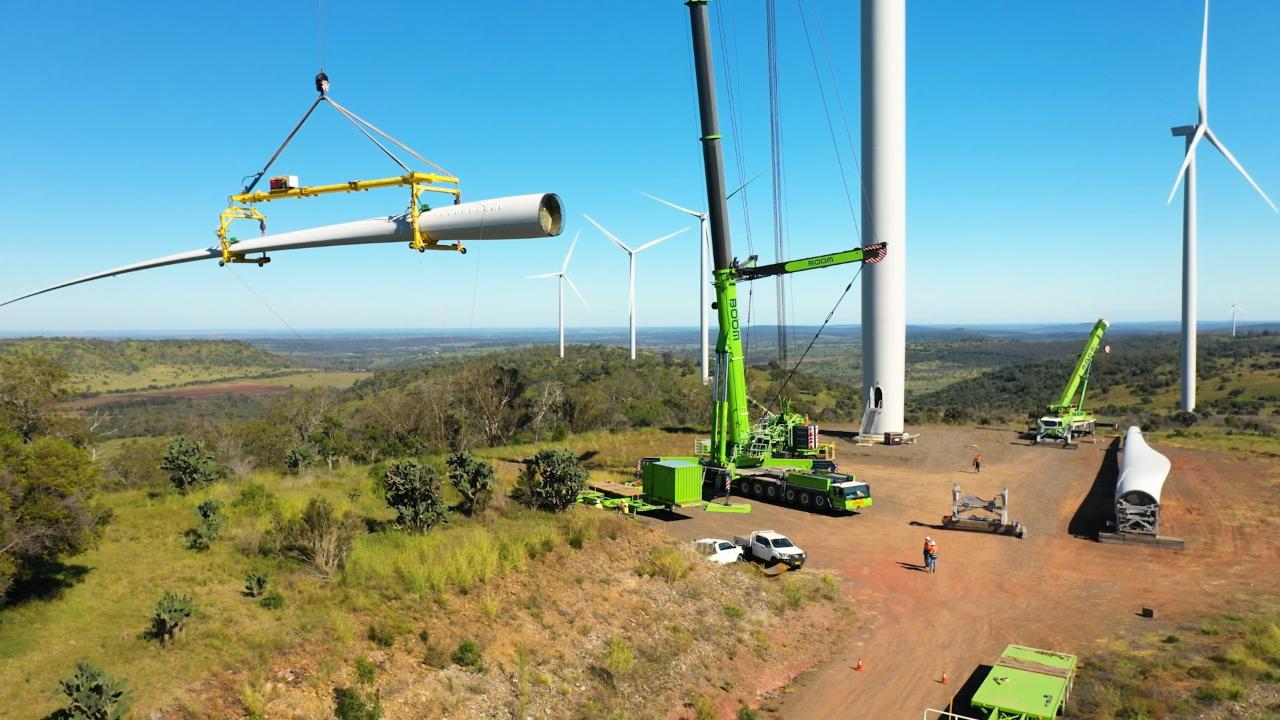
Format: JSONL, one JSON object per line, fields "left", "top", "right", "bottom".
{"left": 1035, "top": 318, "right": 1110, "bottom": 445}
{"left": 637, "top": 0, "right": 885, "bottom": 515}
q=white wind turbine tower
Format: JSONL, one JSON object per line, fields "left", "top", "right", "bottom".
{"left": 526, "top": 231, "right": 589, "bottom": 359}
{"left": 1230, "top": 302, "right": 1241, "bottom": 337}
{"left": 638, "top": 177, "right": 760, "bottom": 385}
{"left": 582, "top": 214, "right": 688, "bottom": 360}
{"left": 1167, "top": 0, "right": 1277, "bottom": 412}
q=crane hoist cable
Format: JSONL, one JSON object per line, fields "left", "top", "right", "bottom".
{"left": 769, "top": 262, "right": 867, "bottom": 411}
{"left": 216, "top": 72, "right": 461, "bottom": 267}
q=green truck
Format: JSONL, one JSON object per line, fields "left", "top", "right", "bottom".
{"left": 969, "top": 645, "right": 1077, "bottom": 720}
{"left": 734, "top": 468, "right": 871, "bottom": 513}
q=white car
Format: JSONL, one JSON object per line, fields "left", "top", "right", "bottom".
{"left": 734, "top": 530, "right": 806, "bottom": 570}
{"left": 694, "top": 538, "right": 743, "bottom": 565}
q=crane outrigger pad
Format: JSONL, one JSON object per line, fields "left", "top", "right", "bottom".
{"left": 704, "top": 501, "right": 752, "bottom": 514}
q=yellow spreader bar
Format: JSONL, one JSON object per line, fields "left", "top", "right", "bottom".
{"left": 218, "top": 172, "right": 463, "bottom": 265}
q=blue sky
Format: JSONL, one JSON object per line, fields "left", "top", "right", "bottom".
{"left": 1, "top": 0, "right": 1278, "bottom": 333}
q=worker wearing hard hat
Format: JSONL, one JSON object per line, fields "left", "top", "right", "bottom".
{"left": 923, "top": 537, "right": 939, "bottom": 573}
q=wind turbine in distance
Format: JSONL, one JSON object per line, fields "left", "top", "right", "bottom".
{"left": 637, "top": 174, "right": 761, "bottom": 385}
{"left": 526, "top": 231, "right": 589, "bottom": 359}
{"left": 1166, "top": 0, "right": 1277, "bottom": 412}
{"left": 582, "top": 214, "right": 688, "bottom": 360}
{"left": 1230, "top": 302, "right": 1241, "bottom": 337}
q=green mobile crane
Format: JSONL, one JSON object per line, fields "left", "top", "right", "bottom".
{"left": 639, "top": 1, "right": 886, "bottom": 514}
{"left": 1035, "top": 318, "right": 1110, "bottom": 445}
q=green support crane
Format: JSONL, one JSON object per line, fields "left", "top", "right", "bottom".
{"left": 1035, "top": 318, "right": 1110, "bottom": 445}
{"left": 634, "top": 0, "right": 887, "bottom": 515}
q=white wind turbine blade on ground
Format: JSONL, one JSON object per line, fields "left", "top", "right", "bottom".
{"left": 583, "top": 214, "right": 632, "bottom": 253}
{"left": 1204, "top": 127, "right": 1279, "bottom": 211}
{"left": 634, "top": 227, "right": 689, "bottom": 254}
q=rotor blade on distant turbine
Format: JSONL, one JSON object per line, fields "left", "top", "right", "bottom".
{"left": 561, "top": 231, "right": 581, "bottom": 273}
{"left": 582, "top": 214, "right": 632, "bottom": 253}
{"left": 563, "top": 274, "right": 590, "bottom": 310}
{"left": 727, "top": 171, "right": 765, "bottom": 200}
{"left": 525, "top": 271, "right": 561, "bottom": 280}
{"left": 637, "top": 190, "right": 702, "bottom": 218}
{"left": 634, "top": 227, "right": 690, "bottom": 254}
{"left": 1203, "top": 127, "right": 1279, "bottom": 211}
{"left": 1198, "top": 0, "right": 1210, "bottom": 121}
{"left": 1167, "top": 124, "right": 1207, "bottom": 205}
{"left": 2, "top": 193, "right": 565, "bottom": 308}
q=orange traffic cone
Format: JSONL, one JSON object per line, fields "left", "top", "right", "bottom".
{"left": 854, "top": 659, "right": 864, "bottom": 671}
{"left": 940, "top": 671, "right": 949, "bottom": 685}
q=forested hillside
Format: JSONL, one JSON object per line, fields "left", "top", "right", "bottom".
{"left": 0, "top": 338, "right": 298, "bottom": 393}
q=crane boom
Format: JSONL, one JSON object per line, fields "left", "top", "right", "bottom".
{"left": 1051, "top": 318, "right": 1110, "bottom": 414}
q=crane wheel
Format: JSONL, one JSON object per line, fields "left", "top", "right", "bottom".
{"left": 814, "top": 495, "right": 827, "bottom": 510}
{"left": 785, "top": 488, "right": 796, "bottom": 504}
{"left": 799, "top": 492, "right": 811, "bottom": 507}
{"left": 766, "top": 486, "right": 777, "bottom": 500}
{"left": 751, "top": 482, "right": 763, "bottom": 497}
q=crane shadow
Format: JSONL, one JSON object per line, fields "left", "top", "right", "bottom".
{"left": 1068, "top": 436, "right": 1121, "bottom": 540}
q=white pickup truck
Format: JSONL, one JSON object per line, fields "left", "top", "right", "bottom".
{"left": 734, "top": 530, "right": 806, "bottom": 570}
{"left": 694, "top": 538, "right": 743, "bottom": 565}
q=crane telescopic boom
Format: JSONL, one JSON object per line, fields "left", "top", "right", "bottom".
{"left": 1036, "top": 318, "right": 1110, "bottom": 445}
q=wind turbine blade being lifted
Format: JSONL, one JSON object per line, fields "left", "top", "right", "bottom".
{"left": 1, "top": 193, "right": 563, "bottom": 308}
{"left": 582, "top": 214, "right": 632, "bottom": 253}
{"left": 1167, "top": 123, "right": 1207, "bottom": 205}
{"left": 1203, "top": 127, "right": 1279, "bottom": 211}
{"left": 633, "top": 227, "right": 689, "bottom": 254}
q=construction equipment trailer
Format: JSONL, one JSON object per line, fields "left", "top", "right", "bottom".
{"left": 941, "top": 483, "right": 1024, "bottom": 538}
{"left": 1035, "top": 318, "right": 1109, "bottom": 445}
{"left": 639, "top": 1, "right": 885, "bottom": 515}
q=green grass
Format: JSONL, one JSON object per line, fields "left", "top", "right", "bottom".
{"left": 1076, "top": 611, "right": 1280, "bottom": 718}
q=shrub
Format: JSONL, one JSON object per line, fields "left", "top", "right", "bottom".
{"left": 333, "top": 686, "right": 382, "bottom": 720}
{"left": 382, "top": 460, "right": 450, "bottom": 533}
{"left": 243, "top": 572, "right": 269, "bottom": 598}
{"left": 161, "top": 436, "right": 221, "bottom": 493}
{"left": 723, "top": 604, "right": 745, "bottom": 620}
{"left": 637, "top": 547, "right": 691, "bottom": 581}
{"left": 284, "top": 445, "right": 313, "bottom": 475}
{"left": 354, "top": 657, "right": 378, "bottom": 685}
{"left": 606, "top": 636, "right": 635, "bottom": 679}
{"left": 736, "top": 701, "right": 760, "bottom": 720}
{"left": 515, "top": 449, "right": 587, "bottom": 512}
{"left": 451, "top": 640, "right": 485, "bottom": 672}
{"left": 367, "top": 619, "right": 408, "bottom": 649}
{"left": 57, "top": 661, "right": 131, "bottom": 720}
{"left": 232, "top": 483, "right": 278, "bottom": 515}
{"left": 183, "top": 500, "right": 224, "bottom": 551}
{"left": 150, "top": 592, "right": 193, "bottom": 646}
{"left": 259, "top": 591, "right": 285, "bottom": 610}
{"left": 445, "top": 451, "right": 496, "bottom": 516}
{"left": 267, "top": 497, "right": 360, "bottom": 578}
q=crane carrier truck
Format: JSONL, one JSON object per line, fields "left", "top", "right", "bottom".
{"left": 1035, "top": 318, "right": 1109, "bottom": 445}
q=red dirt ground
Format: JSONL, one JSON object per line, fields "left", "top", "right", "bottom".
{"left": 66, "top": 382, "right": 291, "bottom": 408}
{"left": 641, "top": 425, "right": 1280, "bottom": 718}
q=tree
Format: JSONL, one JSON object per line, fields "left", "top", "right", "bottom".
{"left": 515, "top": 449, "right": 587, "bottom": 512}
{"left": 57, "top": 661, "right": 131, "bottom": 720}
{"left": 0, "top": 432, "right": 105, "bottom": 604}
{"left": 382, "top": 460, "right": 450, "bottom": 532}
{"left": 445, "top": 452, "right": 495, "bottom": 516}
{"left": 160, "top": 436, "right": 220, "bottom": 493}
{"left": 0, "top": 353, "right": 72, "bottom": 442}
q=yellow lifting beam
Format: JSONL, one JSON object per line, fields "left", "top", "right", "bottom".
{"left": 219, "top": 171, "right": 463, "bottom": 260}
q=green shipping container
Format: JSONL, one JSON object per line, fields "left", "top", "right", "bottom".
{"left": 643, "top": 461, "right": 704, "bottom": 507}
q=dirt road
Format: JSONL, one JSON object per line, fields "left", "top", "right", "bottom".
{"left": 641, "top": 426, "right": 1280, "bottom": 718}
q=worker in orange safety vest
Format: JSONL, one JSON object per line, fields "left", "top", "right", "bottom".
{"left": 923, "top": 537, "right": 939, "bottom": 573}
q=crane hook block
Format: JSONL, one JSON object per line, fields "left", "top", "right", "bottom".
{"left": 315, "top": 71, "right": 330, "bottom": 95}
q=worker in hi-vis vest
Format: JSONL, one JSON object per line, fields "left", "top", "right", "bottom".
{"left": 923, "top": 537, "right": 939, "bottom": 573}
